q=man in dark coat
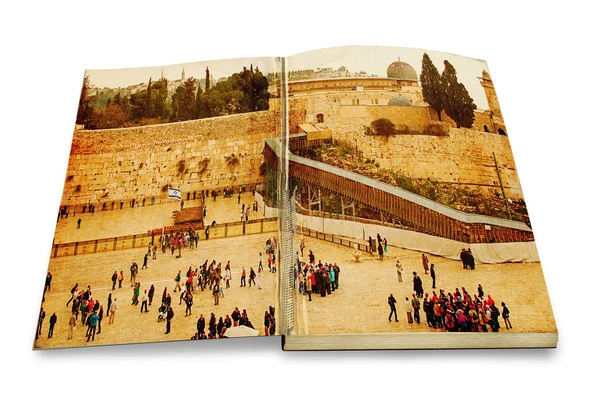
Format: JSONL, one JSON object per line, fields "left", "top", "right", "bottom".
{"left": 413, "top": 272, "right": 424, "bottom": 298}
{"left": 48, "top": 312, "right": 57, "bottom": 338}
{"left": 430, "top": 264, "right": 436, "bottom": 289}
{"left": 197, "top": 314, "right": 205, "bottom": 335}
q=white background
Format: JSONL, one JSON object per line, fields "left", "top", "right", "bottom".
{"left": 1, "top": 1, "right": 598, "bottom": 400}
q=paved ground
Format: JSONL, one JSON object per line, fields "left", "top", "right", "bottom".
{"left": 53, "top": 192, "right": 259, "bottom": 243}
{"left": 291, "top": 234, "right": 557, "bottom": 336}
{"left": 34, "top": 232, "right": 280, "bottom": 349}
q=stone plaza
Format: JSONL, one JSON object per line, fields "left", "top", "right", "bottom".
{"left": 291, "top": 233, "right": 556, "bottom": 337}
{"left": 35, "top": 192, "right": 279, "bottom": 349}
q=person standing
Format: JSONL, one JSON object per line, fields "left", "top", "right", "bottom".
{"left": 77, "top": 218, "right": 82, "bottom": 229}
{"left": 396, "top": 259, "right": 403, "bottom": 282}
{"left": 67, "top": 312, "right": 76, "bottom": 340}
{"left": 430, "top": 264, "right": 436, "bottom": 289}
{"left": 388, "top": 293, "right": 398, "bottom": 322}
{"left": 140, "top": 290, "right": 148, "bottom": 313}
{"left": 48, "top": 312, "right": 57, "bottom": 338}
{"left": 257, "top": 267, "right": 263, "bottom": 290}
{"left": 213, "top": 284, "right": 220, "bottom": 305}
{"left": 165, "top": 306, "right": 174, "bottom": 334}
{"left": 148, "top": 285, "right": 155, "bottom": 306}
{"left": 109, "top": 298, "right": 117, "bottom": 324}
{"left": 111, "top": 271, "right": 118, "bottom": 290}
{"left": 36, "top": 308, "right": 46, "bottom": 340}
{"left": 305, "top": 273, "right": 312, "bottom": 301}
{"left": 87, "top": 311, "right": 99, "bottom": 342}
{"left": 413, "top": 272, "right": 424, "bottom": 298}
{"left": 422, "top": 254, "right": 429, "bottom": 274}
{"left": 142, "top": 253, "right": 149, "bottom": 270}
{"left": 97, "top": 305, "right": 103, "bottom": 334}
{"left": 501, "top": 302, "right": 512, "bottom": 329}
{"left": 405, "top": 297, "right": 413, "bottom": 323}
{"left": 197, "top": 314, "right": 205, "bottom": 335}
{"left": 411, "top": 294, "right": 421, "bottom": 324}
{"left": 118, "top": 271, "right": 124, "bottom": 288}
{"left": 377, "top": 242, "right": 384, "bottom": 261}
{"left": 240, "top": 267, "right": 246, "bottom": 287}
{"left": 258, "top": 253, "right": 263, "bottom": 270}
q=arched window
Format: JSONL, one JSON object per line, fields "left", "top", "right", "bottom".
{"left": 483, "top": 125, "right": 489, "bottom": 132}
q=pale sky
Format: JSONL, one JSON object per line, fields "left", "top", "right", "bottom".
{"left": 87, "top": 56, "right": 282, "bottom": 89}
{"left": 86, "top": 45, "right": 491, "bottom": 110}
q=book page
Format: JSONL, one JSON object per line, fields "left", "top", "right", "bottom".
{"left": 281, "top": 45, "right": 556, "bottom": 341}
{"left": 34, "top": 55, "right": 284, "bottom": 349}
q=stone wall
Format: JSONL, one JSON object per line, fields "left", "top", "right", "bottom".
{"left": 290, "top": 95, "right": 522, "bottom": 199}
{"left": 63, "top": 109, "right": 281, "bottom": 206}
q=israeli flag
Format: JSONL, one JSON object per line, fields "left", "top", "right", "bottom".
{"left": 168, "top": 187, "right": 182, "bottom": 200}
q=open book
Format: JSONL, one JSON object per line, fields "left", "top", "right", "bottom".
{"left": 34, "top": 45, "right": 557, "bottom": 350}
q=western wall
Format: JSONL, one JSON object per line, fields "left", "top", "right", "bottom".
{"left": 62, "top": 106, "right": 283, "bottom": 208}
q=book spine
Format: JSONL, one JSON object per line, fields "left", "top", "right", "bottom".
{"left": 278, "top": 57, "right": 295, "bottom": 335}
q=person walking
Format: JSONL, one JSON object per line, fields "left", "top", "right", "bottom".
{"left": 66, "top": 283, "right": 78, "bottom": 307}
{"left": 174, "top": 271, "right": 182, "bottom": 293}
{"left": 430, "top": 264, "right": 436, "bottom": 289}
{"left": 396, "top": 259, "right": 403, "bottom": 282}
{"left": 249, "top": 267, "right": 256, "bottom": 288}
{"left": 501, "top": 302, "right": 512, "bottom": 329}
{"left": 388, "top": 294, "right": 398, "bottom": 322}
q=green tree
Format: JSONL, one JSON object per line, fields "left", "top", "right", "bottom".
{"left": 76, "top": 75, "right": 95, "bottom": 127}
{"left": 441, "top": 60, "right": 476, "bottom": 128}
{"left": 195, "top": 82, "right": 203, "bottom": 118}
{"left": 420, "top": 53, "right": 444, "bottom": 120}
{"left": 143, "top": 77, "right": 152, "bottom": 118}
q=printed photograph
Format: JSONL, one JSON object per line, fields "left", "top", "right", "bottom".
{"left": 34, "top": 56, "right": 283, "bottom": 349}
{"left": 276, "top": 46, "right": 556, "bottom": 340}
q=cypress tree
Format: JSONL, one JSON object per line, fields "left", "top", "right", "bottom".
{"left": 441, "top": 60, "right": 476, "bottom": 129}
{"left": 420, "top": 53, "right": 444, "bottom": 120}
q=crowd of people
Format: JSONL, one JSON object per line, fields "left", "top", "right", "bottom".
{"left": 189, "top": 305, "right": 276, "bottom": 339}
{"left": 36, "top": 233, "right": 280, "bottom": 343}
{"left": 390, "top": 281, "right": 513, "bottom": 332}
{"left": 295, "top": 248, "right": 341, "bottom": 300}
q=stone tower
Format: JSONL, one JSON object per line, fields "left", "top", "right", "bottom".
{"left": 479, "top": 70, "right": 502, "bottom": 118}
